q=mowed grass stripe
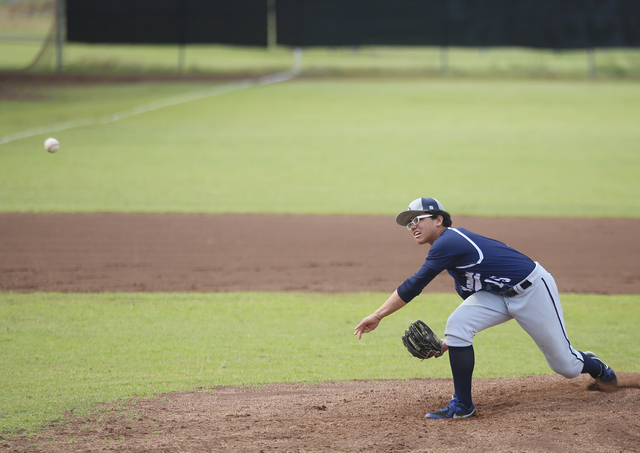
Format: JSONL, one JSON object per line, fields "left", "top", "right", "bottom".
{"left": 1, "top": 292, "right": 638, "bottom": 433}
{"left": 0, "top": 72, "right": 293, "bottom": 145}
{"left": 1, "top": 79, "right": 639, "bottom": 217}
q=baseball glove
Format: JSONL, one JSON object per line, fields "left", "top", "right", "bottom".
{"left": 402, "top": 320, "right": 444, "bottom": 360}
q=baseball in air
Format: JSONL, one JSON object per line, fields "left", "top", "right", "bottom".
{"left": 44, "top": 137, "right": 60, "bottom": 153}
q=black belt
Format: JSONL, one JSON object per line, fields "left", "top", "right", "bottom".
{"left": 503, "top": 279, "right": 532, "bottom": 297}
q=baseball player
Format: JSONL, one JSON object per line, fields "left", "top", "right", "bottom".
{"left": 354, "top": 197, "right": 617, "bottom": 419}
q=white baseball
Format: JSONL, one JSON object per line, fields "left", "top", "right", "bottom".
{"left": 44, "top": 137, "right": 60, "bottom": 153}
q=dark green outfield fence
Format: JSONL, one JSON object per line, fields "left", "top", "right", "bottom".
{"left": 67, "top": 0, "right": 640, "bottom": 49}
{"left": 66, "top": 0, "right": 268, "bottom": 46}
{"left": 277, "top": 0, "right": 640, "bottom": 48}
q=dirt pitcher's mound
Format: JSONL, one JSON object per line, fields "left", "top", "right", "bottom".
{"left": 8, "top": 373, "right": 640, "bottom": 453}
{"left": 2, "top": 213, "right": 640, "bottom": 452}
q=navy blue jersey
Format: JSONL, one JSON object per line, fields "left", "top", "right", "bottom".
{"left": 397, "top": 227, "right": 535, "bottom": 302}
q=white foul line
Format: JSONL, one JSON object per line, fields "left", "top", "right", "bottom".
{"left": 0, "top": 71, "right": 295, "bottom": 145}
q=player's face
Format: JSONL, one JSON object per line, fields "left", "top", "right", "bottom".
{"left": 408, "top": 214, "right": 442, "bottom": 245}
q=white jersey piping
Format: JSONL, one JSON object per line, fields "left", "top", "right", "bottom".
{"left": 449, "top": 227, "right": 484, "bottom": 269}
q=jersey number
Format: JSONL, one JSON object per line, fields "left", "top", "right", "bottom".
{"left": 464, "top": 272, "right": 482, "bottom": 292}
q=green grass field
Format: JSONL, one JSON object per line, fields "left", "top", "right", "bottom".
{"left": 3, "top": 40, "right": 640, "bottom": 79}
{"left": 1, "top": 292, "right": 638, "bottom": 433}
{"left": 2, "top": 78, "right": 640, "bottom": 217}
{"left": 2, "top": 31, "right": 640, "bottom": 436}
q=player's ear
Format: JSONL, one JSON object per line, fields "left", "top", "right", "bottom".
{"left": 434, "top": 215, "right": 444, "bottom": 226}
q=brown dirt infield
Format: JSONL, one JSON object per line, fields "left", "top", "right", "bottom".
{"left": 2, "top": 213, "right": 640, "bottom": 294}
{"left": 1, "top": 213, "right": 639, "bottom": 453}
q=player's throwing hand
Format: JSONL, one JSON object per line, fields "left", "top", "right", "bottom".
{"left": 354, "top": 290, "right": 408, "bottom": 339}
{"left": 354, "top": 315, "right": 380, "bottom": 339}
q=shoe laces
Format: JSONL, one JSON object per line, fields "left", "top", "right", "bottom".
{"left": 446, "top": 395, "right": 470, "bottom": 414}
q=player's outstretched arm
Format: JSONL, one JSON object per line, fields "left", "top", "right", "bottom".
{"left": 354, "top": 290, "right": 407, "bottom": 339}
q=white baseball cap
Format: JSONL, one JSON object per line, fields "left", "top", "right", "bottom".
{"left": 395, "top": 197, "right": 445, "bottom": 226}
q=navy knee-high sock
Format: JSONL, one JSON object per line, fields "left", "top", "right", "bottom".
{"left": 448, "top": 345, "right": 475, "bottom": 408}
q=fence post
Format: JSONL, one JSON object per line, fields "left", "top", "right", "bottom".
{"left": 440, "top": 47, "right": 448, "bottom": 76}
{"left": 178, "top": 44, "right": 186, "bottom": 72}
{"left": 293, "top": 47, "right": 303, "bottom": 75}
{"left": 440, "top": 0, "right": 449, "bottom": 76}
{"left": 587, "top": 48, "right": 596, "bottom": 79}
{"left": 55, "top": 0, "right": 64, "bottom": 72}
{"left": 267, "top": 0, "right": 277, "bottom": 49}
